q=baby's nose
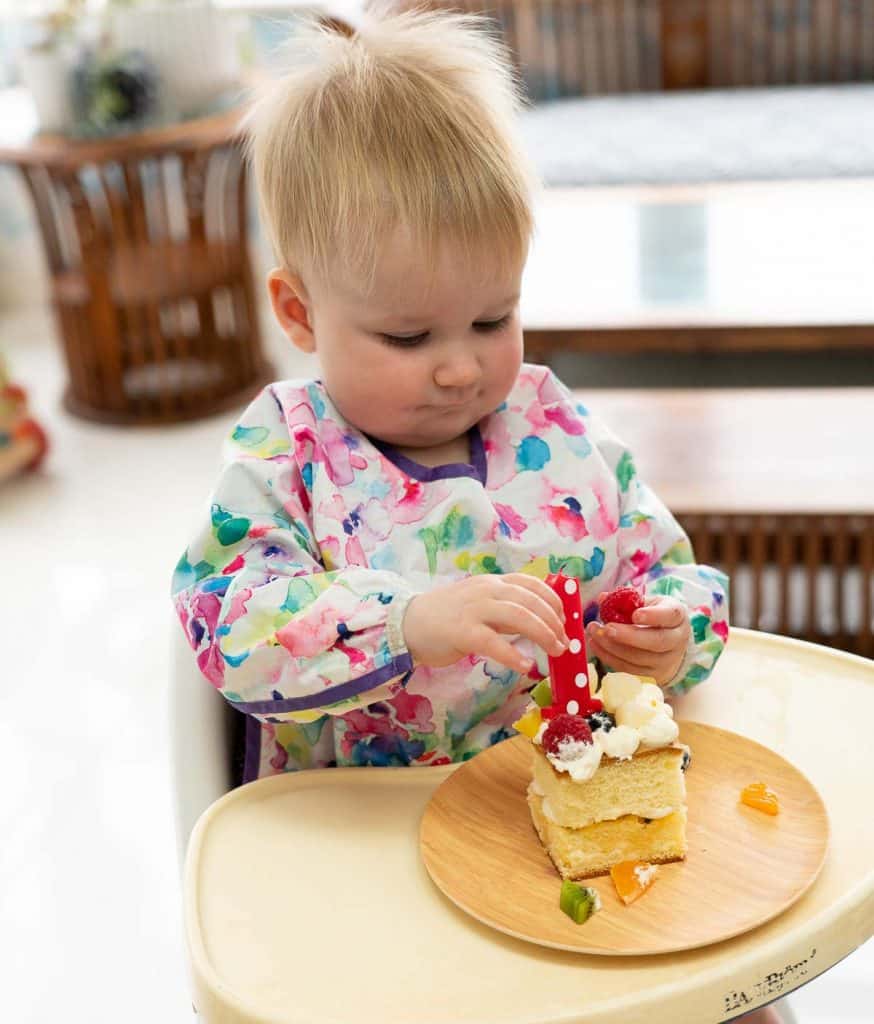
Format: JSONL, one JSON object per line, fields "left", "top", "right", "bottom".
{"left": 434, "top": 349, "right": 481, "bottom": 390}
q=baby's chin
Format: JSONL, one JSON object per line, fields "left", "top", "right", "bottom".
{"left": 367, "top": 404, "right": 485, "bottom": 447}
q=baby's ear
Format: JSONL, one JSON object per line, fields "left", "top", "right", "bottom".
{"left": 267, "top": 270, "right": 315, "bottom": 353}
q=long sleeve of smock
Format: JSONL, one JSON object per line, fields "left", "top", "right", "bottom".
{"left": 171, "top": 386, "right": 417, "bottom": 724}
{"left": 588, "top": 414, "right": 730, "bottom": 693}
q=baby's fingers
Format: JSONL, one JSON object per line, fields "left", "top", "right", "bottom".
{"left": 471, "top": 626, "right": 533, "bottom": 674}
{"left": 503, "top": 574, "right": 567, "bottom": 627}
{"left": 587, "top": 627, "right": 682, "bottom": 685}
{"left": 587, "top": 627, "right": 653, "bottom": 671}
{"left": 596, "top": 621, "right": 685, "bottom": 654}
{"left": 632, "top": 598, "right": 686, "bottom": 628}
{"left": 485, "top": 600, "right": 567, "bottom": 657}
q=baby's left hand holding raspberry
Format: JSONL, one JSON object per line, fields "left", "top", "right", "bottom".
{"left": 587, "top": 593, "right": 690, "bottom": 687}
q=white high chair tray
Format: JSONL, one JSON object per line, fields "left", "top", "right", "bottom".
{"left": 185, "top": 630, "right": 874, "bottom": 1024}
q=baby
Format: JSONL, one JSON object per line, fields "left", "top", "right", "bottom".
{"left": 171, "top": 14, "right": 794, "bottom": 1018}
{"left": 172, "top": 6, "right": 728, "bottom": 774}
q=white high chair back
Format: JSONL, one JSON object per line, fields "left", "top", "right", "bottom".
{"left": 169, "top": 619, "right": 237, "bottom": 869}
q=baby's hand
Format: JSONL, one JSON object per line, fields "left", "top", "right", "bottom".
{"left": 403, "top": 574, "right": 570, "bottom": 674}
{"left": 586, "top": 595, "right": 690, "bottom": 687}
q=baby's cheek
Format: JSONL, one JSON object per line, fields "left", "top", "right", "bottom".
{"left": 488, "top": 337, "right": 523, "bottom": 393}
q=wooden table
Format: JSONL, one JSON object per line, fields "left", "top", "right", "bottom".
{"left": 184, "top": 629, "right": 874, "bottom": 1024}
{"left": 522, "top": 181, "right": 874, "bottom": 359}
{"left": 578, "top": 387, "right": 874, "bottom": 657}
{"left": 0, "top": 105, "right": 273, "bottom": 424}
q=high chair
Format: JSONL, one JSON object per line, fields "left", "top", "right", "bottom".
{"left": 171, "top": 625, "right": 815, "bottom": 1023}
{"left": 169, "top": 619, "right": 237, "bottom": 868}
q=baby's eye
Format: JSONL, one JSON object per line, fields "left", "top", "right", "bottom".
{"left": 473, "top": 314, "right": 511, "bottom": 333}
{"left": 380, "top": 331, "right": 430, "bottom": 348}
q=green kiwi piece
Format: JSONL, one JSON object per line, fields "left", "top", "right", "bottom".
{"left": 559, "top": 880, "right": 599, "bottom": 924}
{"left": 530, "top": 678, "right": 553, "bottom": 708}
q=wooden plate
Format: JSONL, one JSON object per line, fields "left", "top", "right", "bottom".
{"left": 419, "top": 722, "right": 829, "bottom": 955}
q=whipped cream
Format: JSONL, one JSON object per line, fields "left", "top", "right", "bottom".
{"left": 534, "top": 671, "right": 679, "bottom": 781}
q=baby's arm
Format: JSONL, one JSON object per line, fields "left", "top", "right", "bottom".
{"left": 173, "top": 386, "right": 572, "bottom": 724}
{"left": 172, "top": 386, "right": 419, "bottom": 724}
{"left": 588, "top": 427, "right": 729, "bottom": 694}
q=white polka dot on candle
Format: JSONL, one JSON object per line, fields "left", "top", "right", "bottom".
{"left": 566, "top": 700, "right": 579, "bottom": 715}
{"left": 564, "top": 579, "right": 577, "bottom": 594}
{"left": 569, "top": 638, "right": 582, "bottom": 654}
{"left": 575, "top": 672, "right": 587, "bottom": 688}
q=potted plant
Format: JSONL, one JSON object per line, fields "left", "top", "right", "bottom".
{"left": 16, "top": 0, "right": 85, "bottom": 133}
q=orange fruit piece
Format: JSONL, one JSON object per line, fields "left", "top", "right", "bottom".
{"left": 740, "top": 781, "right": 780, "bottom": 815}
{"left": 610, "top": 860, "right": 660, "bottom": 905}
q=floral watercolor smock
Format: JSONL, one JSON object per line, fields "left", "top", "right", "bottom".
{"left": 172, "top": 364, "right": 729, "bottom": 781}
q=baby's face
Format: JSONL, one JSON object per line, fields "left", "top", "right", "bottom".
{"left": 304, "top": 235, "right": 524, "bottom": 451}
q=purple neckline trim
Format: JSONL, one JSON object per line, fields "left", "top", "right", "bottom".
{"left": 243, "top": 714, "right": 262, "bottom": 784}
{"left": 232, "top": 654, "right": 414, "bottom": 716}
{"left": 371, "top": 426, "right": 487, "bottom": 485}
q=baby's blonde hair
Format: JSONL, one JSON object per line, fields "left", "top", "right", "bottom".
{"left": 246, "top": 5, "right": 536, "bottom": 290}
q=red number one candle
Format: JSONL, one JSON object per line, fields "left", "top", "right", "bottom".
{"left": 542, "top": 572, "right": 602, "bottom": 718}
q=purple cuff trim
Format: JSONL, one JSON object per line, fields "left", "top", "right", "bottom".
{"left": 243, "top": 714, "right": 262, "bottom": 784}
{"left": 371, "top": 426, "right": 487, "bottom": 486}
{"left": 233, "top": 653, "right": 415, "bottom": 715}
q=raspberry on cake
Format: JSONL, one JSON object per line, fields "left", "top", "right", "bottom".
{"left": 516, "top": 670, "right": 689, "bottom": 880}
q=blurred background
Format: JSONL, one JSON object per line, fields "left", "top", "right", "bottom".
{"left": 1, "top": 2, "right": 872, "bottom": 1021}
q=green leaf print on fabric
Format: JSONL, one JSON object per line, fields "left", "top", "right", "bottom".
{"left": 651, "top": 576, "right": 685, "bottom": 597}
{"left": 690, "top": 611, "right": 712, "bottom": 644}
{"left": 662, "top": 538, "right": 695, "bottom": 564}
{"left": 456, "top": 552, "right": 502, "bottom": 574}
{"left": 172, "top": 553, "right": 216, "bottom": 590}
{"left": 616, "top": 451, "right": 636, "bottom": 492}
{"left": 419, "top": 506, "right": 476, "bottom": 575}
{"left": 548, "top": 547, "right": 605, "bottom": 582}
{"left": 217, "top": 516, "right": 252, "bottom": 546}
{"left": 279, "top": 573, "right": 334, "bottom": 614}
{"left": 274, "top": 717, "right": 328, "bottom": 767}
{"left": 231, "top": 425, "right": 269, "bottom": 446}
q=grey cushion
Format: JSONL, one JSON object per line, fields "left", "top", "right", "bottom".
{"left": 519, "top": 83, "right": 874, "bottom": 185}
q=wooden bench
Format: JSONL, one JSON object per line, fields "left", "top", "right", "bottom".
{"left": 579, "top": 387, "right": 874, "bottom": 657}
{"left": 435, "top": 0, "right": 874, "bottom": 97}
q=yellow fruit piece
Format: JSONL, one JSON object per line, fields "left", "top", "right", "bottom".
{"left": 740, "top": 781, "right": 780, "bottom": 816}
{"left": 610, "top": 860, "right": 660, "bottom": 905}
{"left": 512, "top": 707, "right": 542, "bottom": 739}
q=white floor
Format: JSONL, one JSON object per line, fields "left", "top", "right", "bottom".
{"left": 1, "top": 303, "right": 871, "bottom": 1023}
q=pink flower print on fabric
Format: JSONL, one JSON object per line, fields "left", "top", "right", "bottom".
{"left": 390, "top": 689, "right": 436, "bottom": 732}
{"left": 319, "top": 421, "right": 364, "bottom": 487}
{"left": 493, "top": 502, "right": 528, "bottom": 541}
{"left": 630, "top": 547, "right": 657, "bottom": 576}
{"left": 345, "top": 534, "right": 368, "bottom": 567}
{"left": 224, "top": 586, "right": 253, "bottom": 625}
{"left": 337, "top": 498, "right": 395, "bottom": 566}
{"left": 276, "top": 602, "right": 344, "bottom": 658}
{"left": 587, "top": 481, "right": 620, "bottom": 541}
{"left": 713, "top": 619, "right": 729, "bottom": 642}
{"left": 339, "top": 707, "right": 408, "bottom": 759}
{"left": 482, "top": 416, "right": 516, "bottom": 489}
{"left": 545, "top": 497, "right": 589, "bottom": 541}
{"left": 189, "top": 589, "right": 226, "bottom": 687}
{"left": 544, "top": 404, "right": 586, "bottom": 435}
{"left": 391, "top": 476, "right": 452, "bottom": 525}
{"left": 276, "top": 463, "right": 312, "bottom": 516}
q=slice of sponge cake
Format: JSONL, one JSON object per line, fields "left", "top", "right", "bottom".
{"left": 528, "top": 788, "right": 687, "bottom": 880}
{"left": 531, "top": 744, "right": 686, "bottom": 829}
